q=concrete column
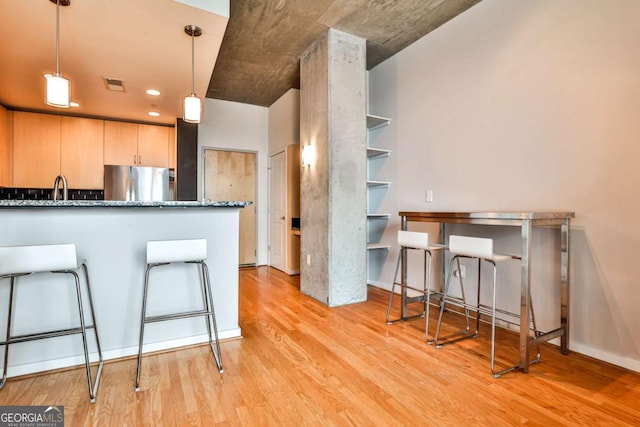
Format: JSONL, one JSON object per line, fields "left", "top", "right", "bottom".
{"left": 299, "top": 28, "right": 367, "bottom": 306}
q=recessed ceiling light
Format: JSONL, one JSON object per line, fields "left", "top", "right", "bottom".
{"left": 148, "top": 111, "right": 160, "bottom": 117}
{"left": 146, "top": 89, "right": 161, "bottom": 96}
{"left": 70, "top": 101, "right": 80, "bottom": 107}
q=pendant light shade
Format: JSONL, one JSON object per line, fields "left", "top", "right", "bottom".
{"left": 45, "top": 0, "right": 71, "bottom": 108}
{"left": 45, "top": 74, "right": 70, "bottom": 108}
{"left": 183, "top": 95, "right": 202, "bottom": 123}
{"left": 183, "top": 25, "right": 202, "bottom": 124}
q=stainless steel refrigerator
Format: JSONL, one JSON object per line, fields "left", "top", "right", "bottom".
{"left": 104, "top": 165, "right": 172, "bottom": 201}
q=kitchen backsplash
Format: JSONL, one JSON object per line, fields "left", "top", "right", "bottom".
{"left": 0, "top": 188, "right": 104, "bottom": 200}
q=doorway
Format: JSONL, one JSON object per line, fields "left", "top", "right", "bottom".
{"left": 269, "top": 151, "right": 286, "bottom": 271}
{"left": 203, "top": 149, "right": 257, "bottom": 266}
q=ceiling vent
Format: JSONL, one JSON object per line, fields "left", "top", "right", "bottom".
{"left": 102, "top": 77, "right": 126, "bottom": 92}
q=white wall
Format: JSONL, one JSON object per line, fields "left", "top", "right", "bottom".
{"left": 369, "top": 0, "right": 640, "bottom": 371}
{"left": 198, "top": 98, "right": 269, "bottom": 265}
{"left": 269, "top": 88, "right": 300, "bottom": 155}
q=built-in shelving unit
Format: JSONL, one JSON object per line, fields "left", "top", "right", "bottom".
{"left": 366, "top": 113, "right": 391, "bottom": 284}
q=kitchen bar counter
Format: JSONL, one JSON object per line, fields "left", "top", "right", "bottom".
{"left": 0, "top": 200, "right": 250, "bottom": 208}
{"left": 0, "top": 202, "right": 245, "bottom": 378}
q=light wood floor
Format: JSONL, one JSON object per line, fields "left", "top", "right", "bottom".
{"left": 1, "top": 266, "right": 639, "bottom": 426}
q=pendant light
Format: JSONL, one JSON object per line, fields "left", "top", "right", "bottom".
{"left": 45, "top": 0, "right": 71, "bottom": 108}
{"left": 183, "top": 25, "right": 202, "bottom": 124}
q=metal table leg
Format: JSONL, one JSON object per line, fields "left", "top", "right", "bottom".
{"left": 560, "top": 218, "right": 570, "bottom": 354}
{"left": 519, "top": 219, "right": 532, "bottom": 372}
{"left": 401, "top": 215, "right": 408, "bottom": 319}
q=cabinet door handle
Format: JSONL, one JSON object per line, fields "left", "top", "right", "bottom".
{"left": 133, "top": 155, "right": 137, "bottom": 164}
{"left": 138, "top": 155, "right": 142, "bottom": 164}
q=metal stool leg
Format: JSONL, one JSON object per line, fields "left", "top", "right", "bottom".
{"left": 200, "top": 261, "right": 223, "bottom": 373}
{"left": 424, "top": 249, "right": 436, "bottom": 344}
{"left": 135, "top": 264, "right": 153, "bottom": 391}
{"left": 387, "top": 247, "right": 432, "bottom": 325}
{"left": 386, "top": 247, "right": 406, "bottom": 324}
{"left": 78, "top": 262, "right": 104, "bottom": 402}
{"left": 490, "top": 262, "right": 541, "bottom": 378}
{"left": 434, "top": 256, "right": 475, "bottom": 348}
{"left": 0, "top": 277, "right": 16, "bottom": 390}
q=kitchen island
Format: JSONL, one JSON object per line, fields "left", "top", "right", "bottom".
{"left": 0, "top": 200, "right": 248, "bottom": 378}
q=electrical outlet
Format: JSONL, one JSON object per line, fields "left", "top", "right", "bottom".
{"left": 425, "top": 190, "right": 433, "bottom": 203}
{"left": 306, "top": 254, "right": 311, "bottom": 266}
{"left": 454, "top": 265, "right": 466, "bottom": 278}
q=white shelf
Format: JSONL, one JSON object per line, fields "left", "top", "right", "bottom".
{"left": 367, "top": 243, "right": 391, "bottom": 250}
{"left": 367, "top": 213, "right": 391, "bottom": 219}
{"left": 366, "top": 114, "right": 391, "bottom": 130}
{"left": 367, "top": 180, "right": 390, "bottom": 188}
{"left": 367, "top": 147, "right": 391, "bottom": 159}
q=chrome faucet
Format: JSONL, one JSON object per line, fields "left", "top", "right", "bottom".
{"left": 52, "top": 175, "right": 68, "bottom": 201}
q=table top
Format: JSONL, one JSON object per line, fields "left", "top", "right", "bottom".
{"left": 399, "top": 211, "right": 575, "bottom": 226}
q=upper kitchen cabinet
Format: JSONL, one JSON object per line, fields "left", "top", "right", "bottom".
{"left": 137, "top": 124, "right": 170, "bottom": 167}
{"left": 103, "top": 121, "right": 138, "bottom": 166}
{"left": 12, "top": 111, "right": 61, "bottom": 188}
{"left": 104, "top": 121, "right": 172, "bottom": 168}
{"left": 61, "top": 117, "right": 104, "bottom": 189}
{"left": 0, "top": 105, "right": 10, "bottom": 187}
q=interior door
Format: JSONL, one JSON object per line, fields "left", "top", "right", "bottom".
{"left": 204, "top": 149, "right": 256, "bottom": 265}
{"left": 269, "top": 151, "right": 286, "bottom": 271}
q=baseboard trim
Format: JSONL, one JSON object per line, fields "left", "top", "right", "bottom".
{"left": 6, "top": 328, "right": 242, "bottom": 379}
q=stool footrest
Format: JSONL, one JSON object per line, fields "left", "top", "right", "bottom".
{"left": 0, "top": 325, "right": 97, "bottom": 346}
{"left": 144, "top": 309, "right": 212, "bottom": 324}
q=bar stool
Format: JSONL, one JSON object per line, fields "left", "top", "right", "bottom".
{"left": 385, "top": 230, "right": 449, "bottom": 343}
{"left": 135, "top": 239, "right": 223, "bottom": 391}
{"left": 0, "top": 244, "right": 104, "bottom": 403}
{"left": 433, "top": 235, "right": 541, "bottom": 377}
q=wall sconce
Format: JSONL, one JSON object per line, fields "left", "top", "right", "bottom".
{"left": 44, "top": 0, "right": 71, "bottom": 108}
{"left": 183, "top": 25, "right": 203, "bottom": 124}
{"left": 301, "top": 145, "right": 314, "bottom": 167}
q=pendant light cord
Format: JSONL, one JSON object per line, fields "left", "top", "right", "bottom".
{"left": 191, "top": 28, "right": 195, "bottom": 95}
{"left": 55, "top": 0, "right": 61, "bottom": 76}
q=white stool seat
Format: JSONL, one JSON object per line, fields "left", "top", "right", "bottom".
{"left": 398, "top": 230, "right": 447, "bottom": 252}
{"left": 448, "top": 235, "right": 519, "bottom": 262}
{"left": 0, "top": 244, "right": 78, "bottom": 275}
{"left": 146, "top": 239, "right": 207, "bottom": 264}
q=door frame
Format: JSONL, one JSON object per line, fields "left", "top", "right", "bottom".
{"left": 201, "top": 147, "right": 258, "bottom": 266}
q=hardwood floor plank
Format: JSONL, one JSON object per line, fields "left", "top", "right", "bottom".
{"left": 1, "top": 266, "right": 639, "bottom": 426}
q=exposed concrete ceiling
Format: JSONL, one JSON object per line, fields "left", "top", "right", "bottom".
{"left": 207, "top": 0, "right": 482, "bottom": 107}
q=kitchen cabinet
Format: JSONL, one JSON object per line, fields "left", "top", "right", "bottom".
{"left": 137, "top": 124, "right": 169, "bottom": 167}
{"left": 104, "top": 121, "right": 171, "bottom": 168}
{"left": 12, "top": 111, "right": 61, "bottom": 188}
{"left": 0, "top": 105, "right": 10, "bottom": 186}
{"left": 366, "top": 114, "right": 391, "bottom": 285}
{"left": 61, "top": 117, "right": 104, "bottom": 189}
{"left": 103, "top": 121, "right": 137, "bottom": 166}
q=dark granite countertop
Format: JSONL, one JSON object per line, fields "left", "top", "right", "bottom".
{"left": 0, "top": 200, "right": 251, "bottom": 208}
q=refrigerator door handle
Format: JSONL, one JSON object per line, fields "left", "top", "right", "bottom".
{"left": 126, "top": 178, "right": 136, "bottom": 201}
